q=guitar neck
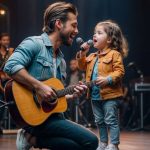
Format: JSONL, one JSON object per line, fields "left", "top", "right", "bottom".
{"left": 56, "top": 80, "right": 96, "bottom": 98}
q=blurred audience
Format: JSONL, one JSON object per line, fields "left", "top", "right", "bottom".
{"left": 0, "top": 33, "right": 14, "bottom": 134}
{"left": 65, "top": 58, "right": 85, "bottom": 121}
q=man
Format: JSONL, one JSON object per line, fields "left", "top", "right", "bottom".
{"left": 0, "top": 33, "right": 13, "bottom": 135}
{"left": 0, "top": 33, "right": 13, "bottom": 90}
{"left": 67, "top": 58, "right": 85, "bottom": 86}
{"left": 4, "top": 2, "right": 98, "bottom": 150}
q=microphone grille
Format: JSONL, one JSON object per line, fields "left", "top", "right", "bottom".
{"left": 76, "top": 37, "right": 84, "bottom": 45}
{"left": 87, "top": 39, "right": 93, "bottom": 47}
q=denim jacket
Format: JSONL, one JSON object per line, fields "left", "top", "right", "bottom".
{"left": 4, "top": 32, "right": 67, "bottom": 84}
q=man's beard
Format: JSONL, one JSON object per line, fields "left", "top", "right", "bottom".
{"left": 60, "top": 32, "right": 72, "bottom": 46}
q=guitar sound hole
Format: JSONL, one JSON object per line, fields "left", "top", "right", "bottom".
{"left": 42, "top": 99, "right": 58, "bottom": 113}
{"left": 47, "top": 98, "right": 57, "bottom": 104}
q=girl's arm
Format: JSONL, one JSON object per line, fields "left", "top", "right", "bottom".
{"left": 109, "top": 52, "right": 125, "bottom": 84}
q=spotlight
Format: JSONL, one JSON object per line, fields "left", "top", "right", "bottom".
{"left": 0, "top": 9, "right": 6, "bottom": 15}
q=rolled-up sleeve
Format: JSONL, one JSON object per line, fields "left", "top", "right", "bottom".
{"left": 4, "top": 37, "right": 39, "bottom": 76}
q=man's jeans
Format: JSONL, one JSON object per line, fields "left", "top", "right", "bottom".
{"left": 92, "top": 99, "right": 120, "bottom": 145}
{"left": 25, "top": 114, "right": 98, "bottom": 150}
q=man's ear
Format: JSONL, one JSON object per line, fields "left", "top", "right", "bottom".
{"left": 55, "top": 19, "right": 63, "bottom": 30}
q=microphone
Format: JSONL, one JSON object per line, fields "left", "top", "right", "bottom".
{"left": 4, "top": 45, "right": 9, "bottom": 51}
{"left": 127, "top": 61, "right": 143, "bottom": 75}
{"left": 127, "top": 62, "right": 135, "bottom": 68}
{"left": 76, "top": 37, "right": 93, "bottom": 51}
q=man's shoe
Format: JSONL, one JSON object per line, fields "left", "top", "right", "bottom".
{"left": 16, "top": 129, "right": 32, "bottom": 150}
{"left": 97, "top": 142, "right": 107, "bottom": 150}
{"left": 105, "top": 144, "right": 119, "bottom": 150}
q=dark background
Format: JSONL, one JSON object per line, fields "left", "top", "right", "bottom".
{"left": 0, "top": 0, "right": 150, "bottom": 78}
{"left": 0, "top": 0, "right": 150, "bottom": 126}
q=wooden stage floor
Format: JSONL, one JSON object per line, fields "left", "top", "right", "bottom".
{"left": 0, "top": 129, "right": 150, "bottom": 150}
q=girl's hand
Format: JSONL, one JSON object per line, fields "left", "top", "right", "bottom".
{"left": 95, "top": 75, "right": 108, "bottom": 87}
{"left": 78, "top": 42, "right": 91, "bottom": 57}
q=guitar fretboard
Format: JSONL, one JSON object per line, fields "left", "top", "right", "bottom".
{"left": 56, "top": 80, "right": 96, "bottom": 98}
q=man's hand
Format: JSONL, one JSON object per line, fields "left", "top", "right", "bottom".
{"left": 35, "top": 83, "right": 57, "bottom": 103}
{"left": 10, "top": 69, "right": 57, "bottom": 103}
{"left": 72, "top": 81, "right": 87, "bottom": 98}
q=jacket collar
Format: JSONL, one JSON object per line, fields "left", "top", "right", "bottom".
{"left": 97, "top": 48, "right": 111, "bottom": 56}
{"left": 86, "top": 48, "right": 112, "bottom": 62}
{"left": 41, "top": 32, "right": 64, "bottom": 58}
{"left": 41, "top": 32, "right": 53, "bottom": 47}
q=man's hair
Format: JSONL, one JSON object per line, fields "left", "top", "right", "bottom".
{"left": 43, "top": 1, "right": 78, "bottom": 34}
{"left": 0, "top": 33, "right": 10, "bottom": 40}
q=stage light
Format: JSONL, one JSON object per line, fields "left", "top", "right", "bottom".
{"left": 0, "top": 9, "right": 6, "bottom": 15}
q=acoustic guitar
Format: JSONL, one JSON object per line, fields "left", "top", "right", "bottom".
{"left": 4, "top": 78, "right": 95, "bottom": 127}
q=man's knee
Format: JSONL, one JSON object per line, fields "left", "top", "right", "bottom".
{"left": 86, "top": 134, "right": 99, "bottom": 150}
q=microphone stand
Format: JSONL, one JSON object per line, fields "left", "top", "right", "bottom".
{"left": 0, "top": 100, "right": 14, "bottom": 129}
{"left": 74, "top": 96, "right": 91, "bottom": 127}
{"left": 139, "top": 73, "right": 144, "bottom": 130}
{"left": 132, "top": 69, "right": 148, "bottom": 131}
{"left": 0, "top": 99, "right": 14, "bottom": 109}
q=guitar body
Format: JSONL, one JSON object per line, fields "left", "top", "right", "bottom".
{"left": 4, "top": 78, "right": 67, "bottom": 127}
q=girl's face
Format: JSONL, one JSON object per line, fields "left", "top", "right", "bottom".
{"left": 93, "top": 25, "right": 110, "bottom": 50}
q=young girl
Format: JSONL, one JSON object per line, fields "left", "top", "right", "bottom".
{"left": 76, "top": 20, "right": 128, "bottom": 150}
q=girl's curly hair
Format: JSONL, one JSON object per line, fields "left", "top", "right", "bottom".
{"left": 95, "top": 20, "right": 128, "bottom": 58}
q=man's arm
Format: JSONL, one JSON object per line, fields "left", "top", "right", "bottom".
{"left": 12, "top": 69, "right": 57, "bottom": 102}
{"left": 4, "top": 37, "right": 87, "bottom": 101}
{"left": 4, "top": 38, "right": 57, "bottom": 101}
{"left": 4, "top": 38, "right": 37, "bottom": 76}
{"left": 13, "top": 69, "right": 87, "bottom": 101}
